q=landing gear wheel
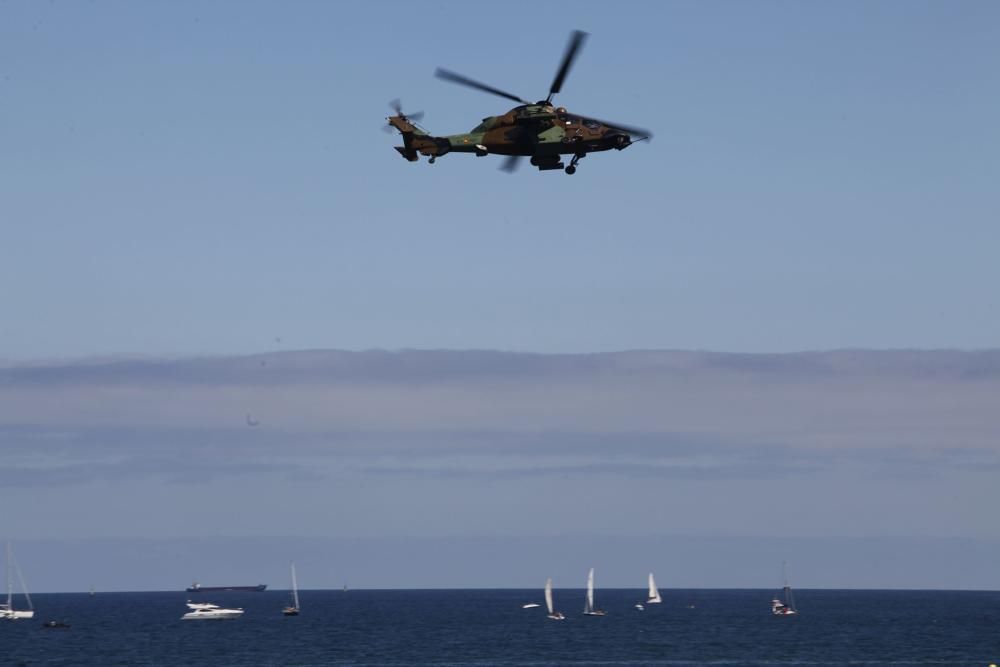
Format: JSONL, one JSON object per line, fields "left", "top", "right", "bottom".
{"left": 565, "top": 153, "right": 583, "bottom": 175}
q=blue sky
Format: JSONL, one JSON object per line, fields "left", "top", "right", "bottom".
{"left": 2, "top": 2, "right": 999, "bottom": 591}
{"left": 2, "top": 0, "right": 999, "bottom": 359}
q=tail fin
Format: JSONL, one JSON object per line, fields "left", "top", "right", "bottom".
{"left": 387, "top": 115, "right": 449, "bottom": 162}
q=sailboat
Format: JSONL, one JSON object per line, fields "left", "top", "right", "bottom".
{"left": 282, "top": 562, "right": 300, "bottom": 616}
{"left": 544, "top": 578, "right": 564, "bottom": 620}
{"left": 771, "top": 561, "right": 798, "bottom": 616}
{"left": 582, "top": 568, "right": 607, "bottom": 616}
{"left": 646, "top": 572, "right": 662, "bottom": 604}
{"left": 0, "top": 542, "right": 34, "bottom": 621}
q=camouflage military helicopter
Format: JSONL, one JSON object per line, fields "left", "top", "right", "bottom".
{"left": 386, "top": 30, "right": 651, "bottom": 175}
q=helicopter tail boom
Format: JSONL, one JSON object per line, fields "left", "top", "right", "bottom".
{"left": 388, "top": 115, "right": 450, "bottom": 162}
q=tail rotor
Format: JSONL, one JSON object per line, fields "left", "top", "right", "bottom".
{"left": 384, "top": 98, "right": 425, "bottom": 133}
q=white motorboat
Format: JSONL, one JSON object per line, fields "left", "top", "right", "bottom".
{"left": 646, "top": 572, "right": 662, "bottom": 604}
{"left": 544, "top": 578, "right": 564, "bottom": 620}
{"left": 181, "top": 602, "right": 244, "bottom": 620}
{"left": 634, "top": 603, "right": 645, "bottom": 611}
{"left": 582, "top": 568, "right": 607, "bottom": 616}
{"left": 522, "top": 602, "right": 540, "bottom": 609}
{"left": 771, "top": 562, "right": 798, "bottom": 616}
{"left": 0, "top": 542, "right": 34, "bottom": 621}
{"left": 282, "top": 562, "right": 300, "bottom": 616}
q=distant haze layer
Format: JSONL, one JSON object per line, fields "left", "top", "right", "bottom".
{"left": 2, "top": 349, "right": 998, "bottom": 591}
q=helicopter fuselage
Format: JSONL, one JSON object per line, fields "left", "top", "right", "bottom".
{"left": 427, "top": 105, "right": 630, "bottom": 158}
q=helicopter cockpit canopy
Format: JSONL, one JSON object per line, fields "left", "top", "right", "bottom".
{"left": 471, "top": 117, "right": 497, "bottom": 133}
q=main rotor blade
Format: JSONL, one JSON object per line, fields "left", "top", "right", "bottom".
{"left": 547, "top": 30, "right": 588, "bottom": 102}
{"left": 435, "top": 68, "right": 530, "bottom": 104}
{"left": 499, "top": 155, "right": 522, "bottom": 173}
{"left": 583, "top": 115, "right": 654, "bottom": 140}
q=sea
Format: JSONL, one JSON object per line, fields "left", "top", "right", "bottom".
{"left": 2, "top": 589, "right": 998, "bottom": 666}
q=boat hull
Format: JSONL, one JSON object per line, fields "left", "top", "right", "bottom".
{"left": 186, "top": 584, "right": 266, "bottom": 593}
{"left": 181, "top": 610, "right": 244, "bottom": 620}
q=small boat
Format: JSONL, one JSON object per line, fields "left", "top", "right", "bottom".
{"left": 282, "top": 562, "right": 300, "bottom": 616}
{"left": 634, "top": 603, "right": 645, "bottom": 611}
{"left": 582, "top": 568, "right": 607, "bottom": 616}
{"left": 1, "top": 542, "right": 34, "bottom": 621}
{"left": 544, "top": 578, "right": 564, "bottom": 620}
{"left": 41, "top": 620, "right": 70, "bottom": 629}
{"left": 771, "top": 561, "right": 798, "bottom": 616}
{"left": 522, "top": 602, "right": 540, "bottom": 609}
{"left": 646, "top": 572, "right": 662, "bottom": 604}
{"left": 181, "top": 602, "right": 244, "bottom": 620}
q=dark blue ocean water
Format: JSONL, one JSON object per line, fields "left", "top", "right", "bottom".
{"left": 2, "top": 589, "right": 998, "bottom": 666}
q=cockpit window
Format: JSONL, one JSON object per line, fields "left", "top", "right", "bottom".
{"left": 471, "top": 117, "right": 495, "bottom": 133}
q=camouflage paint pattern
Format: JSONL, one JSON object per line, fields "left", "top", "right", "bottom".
{"left": 389, "top": 30, "right": 648, "bottom": 172}
{"left": 387, "top": 103, "right": 633, "bottom": 169}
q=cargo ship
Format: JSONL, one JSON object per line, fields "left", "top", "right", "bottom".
{"left": 186, "top": 582, "right": 267, "bottom": 593}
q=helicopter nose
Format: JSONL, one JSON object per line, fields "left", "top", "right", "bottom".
{"left": 613, "top": 132, "right": 630, "bottom": 147}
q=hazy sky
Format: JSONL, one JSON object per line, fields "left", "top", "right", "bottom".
{"left": 2, "top": 0, "right": 998, "bottom": 359}
{"left": 1, "top": 2, "right": 999, "bottom": 592}
{"left": 3, "top": 350, "right": 1000, "bottom": 591}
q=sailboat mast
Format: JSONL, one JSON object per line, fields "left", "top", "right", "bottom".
{"left": 782, "top": 561, "right": 795, "bottom": 611}
{"left": 5, "top": 542, "right": 11, "bottom": 611}
{"left": 647, "top": 572, "right": 661, "bottom": 602}
{"left": 291, "top": 562, "right": 300, "bottom": 609}
{"left": 585, "top": 568, "right": 594, "bottom": 613}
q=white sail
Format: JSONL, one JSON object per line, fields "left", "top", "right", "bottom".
{"left": 544, "top": 577, "right": 565, "bottom": 620}
{"left": 647, "top": 572, "right": 662, "bottom": 604}
{"left": 282, "top": 561, "right": 301, "bottom": 616}
{"left": 584, "top": 568, "right": 595, "bottom": 613}
{"left": 772, "top": 561, "right": 798, "bottom": 615}
{"left": 1, "top": 542, "right": 34, "bottom": 621}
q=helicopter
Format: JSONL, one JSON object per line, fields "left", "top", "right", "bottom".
{"left": 386, "top": 30, "right": 652, "bottom": 175}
